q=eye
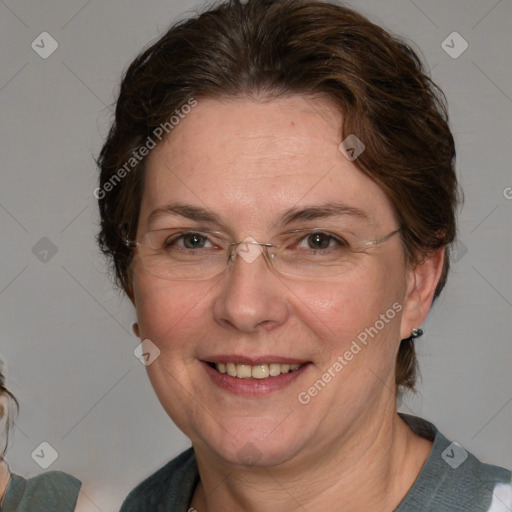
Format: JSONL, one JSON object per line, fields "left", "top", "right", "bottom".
{"left": 183, "top": 233, "right": 209, "bottom": 249}
{"left": 296, "top": 231, "right": 348, "bottom": 251}
{"left": 165, "top": 232, "right": 213, "bottom": 250}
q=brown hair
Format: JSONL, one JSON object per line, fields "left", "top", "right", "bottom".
{"left": 0, "top": 367, "right": 18, "bottom": 459}
{"left": 97, "top": 0, "right": 459, "bottom": 391}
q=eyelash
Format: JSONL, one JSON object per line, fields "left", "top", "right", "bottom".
{"left": 164, "top": 232, "right": 215, "bottom": 250}
{"left": 294, "top": 231, "right": 349, "bottom": 251}
{"left": 162, "top": 230, "right": 350, "bottom": 252}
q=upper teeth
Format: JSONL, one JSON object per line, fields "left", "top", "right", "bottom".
{"left": 215, "top": 363, "right": 302, "bottom": 379}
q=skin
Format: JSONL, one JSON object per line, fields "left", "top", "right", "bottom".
{"left": 0, "top": 461, "right": 8, "bottom": 504}
{"left": 0, "top": 393, "right": 11, "bottom": 504}
{"left": 131, "top": 95, "right": 444, "bottom": 511}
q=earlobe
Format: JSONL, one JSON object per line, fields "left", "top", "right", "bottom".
{"left": 400, "top": 248, "right": 445, "bottom": 341}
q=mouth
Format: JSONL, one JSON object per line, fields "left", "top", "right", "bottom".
{"left": 201, "top": 358, "right": 310, "bottom": 396}
{"left": 208, "top": 362, "right": 303, "bottom": 379}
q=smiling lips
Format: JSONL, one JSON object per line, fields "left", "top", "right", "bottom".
{"left": 214, "top": 362, "right": 302, "bottom": 379}
{"left": 203, "top": 358, "right": 309, "bottom": 395}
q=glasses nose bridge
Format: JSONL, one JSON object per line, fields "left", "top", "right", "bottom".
{"left": 227, "top": 239, "right": 276, "bottom": 269}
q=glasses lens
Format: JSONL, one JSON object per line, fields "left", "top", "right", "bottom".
{"left": 134, "top": 226, "right": 398, "bottom": 281}
{"left": 138, "top": 230, "right": 226, "bottom": 280}
{"left": 271, "top": 227, "right": 397, "bottom": 278}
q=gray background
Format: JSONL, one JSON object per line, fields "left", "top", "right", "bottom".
{"left": 1, "top": 0, "right": 511, "bottom": 510}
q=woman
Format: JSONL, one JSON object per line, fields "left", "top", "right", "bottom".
{"left": 96, "top": 0, "right": 512, "bottom": 510}
{"left": 0, "top": 360, "right": 82, "bottom": 511}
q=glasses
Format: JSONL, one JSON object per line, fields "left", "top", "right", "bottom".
{"left": 124, "top": 226, "right": 400, "bottom": 281}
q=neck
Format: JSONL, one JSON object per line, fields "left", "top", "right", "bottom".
{"left": 191, "top": 408, "right": 432, "bottom": 512}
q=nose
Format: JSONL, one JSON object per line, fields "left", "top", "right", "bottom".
{"left": 212, "top": 246, "right": 289, "bottom": 333}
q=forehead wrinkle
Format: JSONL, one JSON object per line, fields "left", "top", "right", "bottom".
{"left": 226, "top": 136, "right": 338, "bottom": 159}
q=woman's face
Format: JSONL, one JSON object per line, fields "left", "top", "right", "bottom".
{"left": 132, "top": 95, "right": 429, "bottom": 467}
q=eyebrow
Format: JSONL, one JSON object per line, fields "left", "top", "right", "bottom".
{"left": 278, "top": 203, "right": 369, "bottom": 225}
{"left": 148, "top": 202, "right": 221, "bottom": 225}
{"left": 147, "top": 201, "right": 368, "bottom": 227}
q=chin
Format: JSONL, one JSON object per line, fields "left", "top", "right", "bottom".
{"left": 191, "top": 416, "right": 310, "bottom": 467}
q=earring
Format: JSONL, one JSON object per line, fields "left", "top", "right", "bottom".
{"left": 411, "top": 328, "right": 424, "bottom": 339}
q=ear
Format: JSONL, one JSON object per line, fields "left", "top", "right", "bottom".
{"left": 400, "top": 247, "right": 445, "bottom": 340}
{"left": 132, "top": 322, "right": 141, "bottom": 338}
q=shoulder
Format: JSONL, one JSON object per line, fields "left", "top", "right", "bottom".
{"left": 398, "top": 414, "right": 512, "bottom": 512}
{"left": 120, "top": 447, "right": 198, "bottom": 512}
{"left": 25, "top": 470, "right": 81, "bottom": 492}
{"left": 5, "top": 471, "right": 81, "bottom": 511}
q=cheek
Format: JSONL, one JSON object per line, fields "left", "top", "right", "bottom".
{"left": 292, "top": 263, "right": 406, "bottom": 382}
{"left": 133, "top": 272, "right": 212, "bottom": 351}
{"left": 293, "top": 266, "right": 399, "bottom": 336}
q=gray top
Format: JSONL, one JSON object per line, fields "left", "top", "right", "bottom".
{"left": 1, "top": 471, "right": 81, "bottom": 512}
{"left": 120, "top": 414, "right": 512, "bottom": 511}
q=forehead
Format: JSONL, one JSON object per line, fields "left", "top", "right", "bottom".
{"left": 139, "top": 96, "right": 396, "bottom": 231}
